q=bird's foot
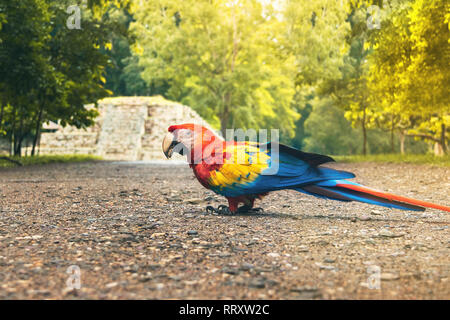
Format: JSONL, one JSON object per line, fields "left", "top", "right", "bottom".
{"left": 236, "top": 206, "right": 264, "bottom": 214}
{"left": 205, "top": 205, "right": 234, "bottom": 215}
{"left": 250, "top": 207, "right": 264, "bottom": 213}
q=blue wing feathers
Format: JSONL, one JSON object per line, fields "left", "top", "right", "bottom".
{"left": 216, "top": 147, "right": 355, "bottom": 197}
{"left": 213, "top": 143, "right": 425, "bottom": 212}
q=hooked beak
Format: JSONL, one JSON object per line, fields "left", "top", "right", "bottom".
{"left": 162, "top": 132, "right": 176, "bottom": 159}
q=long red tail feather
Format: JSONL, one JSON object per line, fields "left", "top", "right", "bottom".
{"left": 336, "top": 183, "right": 450, "bottom": 212}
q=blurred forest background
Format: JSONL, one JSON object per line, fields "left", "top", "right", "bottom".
{"left": 0, "top": 0, "right": 448, "bottom": 157}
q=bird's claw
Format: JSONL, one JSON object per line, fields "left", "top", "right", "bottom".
{"left": 205, "top": 205, "right": 216, "bottom": 214}
{"left": 205, "top": 205, "right": 263, "bottom": 215}
{"left": 205, "top": 205, "right": 234, "bottom": 215}
{"left": 218, "top": 205, "right": 233, "bottom": 215}
{"left": 236, "top": 206, "right": 264, "bottom": 214}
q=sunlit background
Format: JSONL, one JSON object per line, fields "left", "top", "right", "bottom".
{"left": 0, "top": 0, "right": 448, "bottom": 160}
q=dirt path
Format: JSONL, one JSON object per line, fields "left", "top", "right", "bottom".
{"left": 0, "top": 161, "right": 448, "bottom": 299}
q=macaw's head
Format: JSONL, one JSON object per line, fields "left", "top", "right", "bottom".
{"left": 162, "top": 123, "right": 220, "bottom": 160}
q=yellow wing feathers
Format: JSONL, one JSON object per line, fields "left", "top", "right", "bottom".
{"left": 208, "top": 142, "right": 270, "bottom": 190}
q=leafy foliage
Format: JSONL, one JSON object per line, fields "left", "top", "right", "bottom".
{"left": 0, "top": 0, "right": 129, "bottom": 156}
{"left": 131, "top": 0, "right": 299, "bottom": 137}
{"left": 0, "top": 0, "right": 447, "bottom": 158}
{"left": 367, "top": 0, "right": 449, "bottom": 154}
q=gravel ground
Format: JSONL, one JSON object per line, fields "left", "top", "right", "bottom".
{"left": 0, "top": 161, "right": 448, "bottom": 300}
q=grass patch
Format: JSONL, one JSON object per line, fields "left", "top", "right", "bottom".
{"left": 334, "top": 154, "right": 450, "bottom": 166}
{"left": 0, "top": 154, "right": 102, "bottom": 168}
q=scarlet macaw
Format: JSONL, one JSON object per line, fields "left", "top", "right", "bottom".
{"left": 162, "top": 123, "right": 450, "bottom": 214}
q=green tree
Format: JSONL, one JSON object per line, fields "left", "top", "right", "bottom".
{"left": 303, "top": 98, "right": 361, "bottom": 155}
{"left": 401, "top": 0, "right": 449, "bottom": 154}
{"left": 101, "top": 6, "right": 168, "bottom": 96}
{"left": 368, "top": 0, "right": 449, "bottom": 154}
{"left": 322, "top": 2, "right": 380, "bottom": 155}
{"left": 281, "top": 0, "right": 351, "bottom": 148}
{"left": 131, "top": 0, "right": 298, "bottom": 137}
{"left": 0, "top": 0, "right": 52, "bottom": 155}
{"left": 0, "top": 0, "right": 130, "bottom": 156}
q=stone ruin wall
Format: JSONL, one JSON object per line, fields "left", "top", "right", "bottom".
{"left": 37, "top": 96, "right": 216, "bottom": 161}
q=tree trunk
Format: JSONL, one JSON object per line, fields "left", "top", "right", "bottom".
{"left": 10, "top": 111, "right": 16, "bottom": 156}
{"left": 0, "top": 103, "right": 4, "bottom": 133}
{"left": 440, "top": 123, "right": 447, "bottom": 154}
{"left": 390, "top": 114, "right": 395, "bottom": 153}
{"left": 32, "top": 104, "right": 44, "bottom": 156}
{"left": 15, "top": 136, "right": 23, "bottom": 157}
{"left": 399, "top": 132, "right": 405, "bottom": 154}
{"left": 0, "top": 103, "right": 4, "bottom": 153}
{"left": 220, "top": 104, "right": 229, "bottom": 138}
{"left": 14, "top": 117, "right": 24, "bottom": 157}
{"left": 9, "top": 133, "right": 12, "bottom": 156}
{"left": 38, "top": 133, "right": 41, "bottom": 155}
{"left": 362, "top": 105, "right": 367, "bottom": 156}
